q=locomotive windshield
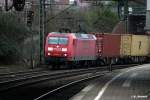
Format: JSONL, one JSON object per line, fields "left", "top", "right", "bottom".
{"left": 48, "top": 37, "right": 68, "bottom": 45}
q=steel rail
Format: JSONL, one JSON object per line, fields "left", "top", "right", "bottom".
{"left": 0, "top": 68, "right": 46, "bottom": 78}
{"left": 0, "top": 67, "right": 107, "bottom": 91}
{"left": 34, "top": 71, "right": 108, "bottom": 100}
{"left": 34, "top": 64, "right": 139, "bottom": 100}
{"left": 0, "top": 64, "right": 139, "bottom": 92}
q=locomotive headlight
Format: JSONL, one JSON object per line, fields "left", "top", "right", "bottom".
{"left": 48, "top": 47, "right": 53, "bottom": 51}
{"left": 48, "top": 53, "right": 51, "bottom": 55}
{"left": 64, "top": 54, "right": 67, "bottom": 56}
{"left": 62, "top": 48, "right": 67, "bottom": 52}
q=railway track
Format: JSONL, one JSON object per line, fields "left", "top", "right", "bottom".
{"left": 34, "top": 70, "right": 108, "bottom": 100}
{"left": 0, "top": 64, "right": 139, "bottom": 99}
{"left": 0, "top": 66, "right": 107, "bottom": 91}
{"left": 31, "top": 64, "right": 139, "bottom": 100}
{"left": 0, "top": 70, "right": 48, "bottom": 81}
{"left": 0, "top": 67, "right": 45, "bottom": 75}
{"left": 0, "top": 64, "right": 139, "bottom": 92}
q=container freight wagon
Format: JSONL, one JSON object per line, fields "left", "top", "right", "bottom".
{"left": 147, "top": 36, "right": 150, "bottom": 59}
{"left": 91, "top": 33, "right": 121, "bottom": 64}
{"left": 120, "top": 34, "right": 149, "bottom": 63}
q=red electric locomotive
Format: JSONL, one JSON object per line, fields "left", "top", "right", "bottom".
{"left": 45, "top": 32, "right": 97, "bottom": 68}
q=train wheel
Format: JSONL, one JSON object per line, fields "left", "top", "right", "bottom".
{"left": 51, "top": 64, "right": 60, "bottom": 70}
{"left": 65, "top": 61, "right": 73, "bottom": 69}
{"left": 96, "top": 59, "right": 104, "bottom": 66}
{"left": 85, "top": 61, "right": 90, "bottom": 67}
{"left": 51, "top": 65, "right": 56, "bottom": 69}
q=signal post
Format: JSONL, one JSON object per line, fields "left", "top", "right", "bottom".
{"left": 39, "top": 0, "right": 46, "bottom": 65}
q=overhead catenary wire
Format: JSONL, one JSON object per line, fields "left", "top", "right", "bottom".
{"left": 44, "top": 4, "right": 75, "bottom": 24}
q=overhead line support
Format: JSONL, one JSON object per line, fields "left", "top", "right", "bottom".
{"left": 39, "top": 0, "right": 45, "bottom": 65}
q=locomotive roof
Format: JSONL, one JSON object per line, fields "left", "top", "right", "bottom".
{"left": 47, "top": 32, "right": 96, "bottom": 40}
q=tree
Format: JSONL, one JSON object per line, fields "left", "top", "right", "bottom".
{"left": 0, "top": 13, "right": 29, "bottom": 64}
{"left": 83, "top": 6, "right": 119, "bottom": 33}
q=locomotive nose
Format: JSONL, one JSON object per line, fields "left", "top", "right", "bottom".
{"left": 47, "top": 45, "right": 68, "bottom": 57}
{"left": 56, "top": 45, "right": 59, "bottom": 48}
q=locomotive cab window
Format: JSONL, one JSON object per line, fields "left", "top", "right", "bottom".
{"left": 48, "top": 37, "right": 68, "bottom": 45}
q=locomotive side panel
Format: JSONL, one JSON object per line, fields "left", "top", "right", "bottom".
{"left": 73, "top": 34, "right": 96, "bottom": 61}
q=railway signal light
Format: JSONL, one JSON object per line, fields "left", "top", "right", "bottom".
{"left": 27, "top": 11, "right": 34, "bottom": 27}
{"left": 13, "top": 0, "right": 25, "bottom": 11}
